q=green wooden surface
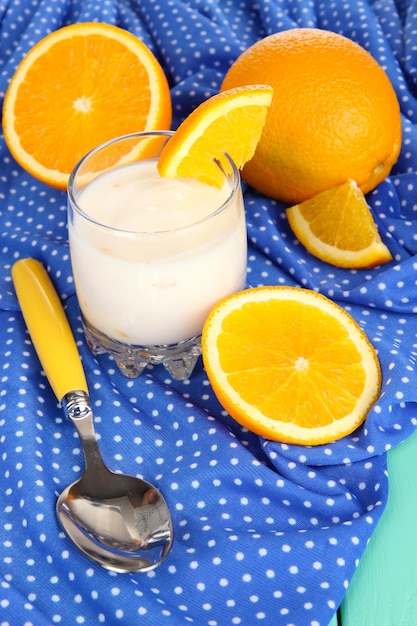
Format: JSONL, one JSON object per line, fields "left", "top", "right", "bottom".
{"left": 339, "top": 430, "right": 417, "bottom": 626}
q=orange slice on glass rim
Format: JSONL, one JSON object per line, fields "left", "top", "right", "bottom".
{"left": 157, "top": 85, "right": 274, "bottom": 187}
{"left": 202, "top": 286, "right": 382, "bottom": 445}
{"left": 2, "top": 22, "right": 172, "bottom": 190}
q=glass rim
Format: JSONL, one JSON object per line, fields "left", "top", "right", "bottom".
{"left": 67, "top": 130, "right": 242, "bottom": 236}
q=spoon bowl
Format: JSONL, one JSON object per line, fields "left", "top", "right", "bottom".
{"left": 57, "top": 483, "right": 169, "bottom": 573}
{"left": 57, "top": 472, "right": 171, "bottom": 572}
{"left": 12, "top": 258, "right": 173, "bottom": 572}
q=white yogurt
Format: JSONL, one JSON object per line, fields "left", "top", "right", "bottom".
{"left": 68, "top": 159, "right": 247, "bottom": 346}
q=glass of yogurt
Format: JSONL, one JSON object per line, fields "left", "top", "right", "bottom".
{"left": 67, "top": 131, "right": 247, "bottom": 380}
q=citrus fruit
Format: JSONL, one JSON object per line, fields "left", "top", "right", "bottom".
{"left": 202, "top": 286, "right": 381, "bottom": 445}
{"left": 157, "top": 85, "right": 273, "bottom": 187}
{"left": 221, "top": 28, "right": 402, "bottom": 204}
{"left": 2, "top": 22, "right": 172, "bottom": 190}
{"left": 286, "top": 179, "right": 393, "bottom": 268}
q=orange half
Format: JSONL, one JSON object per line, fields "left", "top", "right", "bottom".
{"left": 202, "top": 286, "right": 382, "bottom": 445}
{"left": 2, "top": 22, "right": 172, "bottom": 189}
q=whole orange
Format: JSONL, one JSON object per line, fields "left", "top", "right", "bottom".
{"left": 221, "top": 28, "right": 402, "bottom": 204}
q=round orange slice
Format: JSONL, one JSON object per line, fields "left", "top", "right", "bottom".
{"left": 157, "top": 85, "right": 273, "bottom": 187}
{"left": 286, "top": 179, "right": 393, "bottom": 268}
{"left": 202, "top": 286, "right": 382, "bottom": 445}
{"left": 2, "top": 22, "right": 172, "bottom": 190}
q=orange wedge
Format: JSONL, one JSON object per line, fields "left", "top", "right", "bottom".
{"left": 202, "top": 286, "right": 382, "bottom": 445}
{"left": 2, "top": 22, "right": 172, "bottom": 190}
{"left": 157, "top": 85, "right": 273, "bottom": 187}
{"left": 286, "top": 179, "right": 392, "bottom": 268}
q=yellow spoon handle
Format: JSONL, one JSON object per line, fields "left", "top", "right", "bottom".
{"left": 12, "top": 258, "right": 88, "bottom": 402}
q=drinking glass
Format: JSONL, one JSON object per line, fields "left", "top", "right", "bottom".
{"left": 67, "top": 131, "right": 247, "bottom": 380}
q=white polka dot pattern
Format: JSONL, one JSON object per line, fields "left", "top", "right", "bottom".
{"left": 1, "top": 1, "right": 417, "bottom": 625}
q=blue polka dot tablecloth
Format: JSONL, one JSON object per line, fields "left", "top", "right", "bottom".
{"left": 1, "top": 1, "right": 417, "bottom": 625}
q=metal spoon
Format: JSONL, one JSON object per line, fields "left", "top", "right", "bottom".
{"left": 12, "top": 258, "right": 173, "bottom": 573}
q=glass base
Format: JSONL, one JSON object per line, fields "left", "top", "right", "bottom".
{"left": 83, "top": 319, "right": 201, "bottom": 381}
